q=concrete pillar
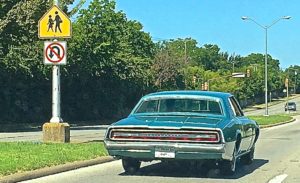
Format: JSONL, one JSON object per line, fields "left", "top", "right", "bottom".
{"left": 43, "top": 122, "right": 70, "bottom": 143}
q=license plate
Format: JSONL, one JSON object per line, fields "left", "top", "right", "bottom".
{"left": 155, "top": 147, "right": 175, "bottom": 158}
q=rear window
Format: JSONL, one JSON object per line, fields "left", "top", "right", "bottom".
{"left": 134, "top": 98, "right": 223, "bottom": 115}
{"left": 288, "top": 102, "right": 296, "bottom": 105}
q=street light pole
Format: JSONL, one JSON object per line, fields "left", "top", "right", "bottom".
{"left": 264, "top": 27, "right": 268, "bottom": 116}
{"left": 241, "top": 16, "right": 291, "bottom": 116}
{"left": 295, "top": 71, "right": 297, "bottom": 94}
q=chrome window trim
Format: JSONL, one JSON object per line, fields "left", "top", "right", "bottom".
{"left": 133, "top": 96, "right": 224, "bottom": 116}
{"left": 228, "top": 97, "right": 237, "bottom": 116}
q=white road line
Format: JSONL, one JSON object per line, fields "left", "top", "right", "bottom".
{"left": 268, "top": 174, "right": 288, "bottom": 183}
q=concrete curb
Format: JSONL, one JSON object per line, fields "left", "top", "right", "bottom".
{"left": 0, "top": 156, "right": 114, "bottom": 183}
{"left": 260, "top": 118, "right": 296, "bottom": 129}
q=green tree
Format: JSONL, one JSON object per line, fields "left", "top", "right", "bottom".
{"left": 152, "top": 38, "right": 198, "bottom": 90}
{"left": 65, "top": 0, "right": 155, "bottom": 120}
{"left": 1, "top": 0, "right": 157, "bottom": 123}
{"left": 151, "top": 46, "right": 183, "bottom": 90}
{"left": 195, "top": 44, "right": 231, "bottom": 72}
{"left": 0, "top": 0, "right": 76, "bottom": 75}
{"left": 284, "top": 66, "right": 300, "bottom": 94}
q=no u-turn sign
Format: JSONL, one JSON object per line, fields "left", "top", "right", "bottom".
{"left": 44, "top": 41, "right": 67, "bottom": 65}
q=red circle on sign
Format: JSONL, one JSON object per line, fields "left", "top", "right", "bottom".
{"left": 45, "top": 42, "right": 65, "bottom": 63}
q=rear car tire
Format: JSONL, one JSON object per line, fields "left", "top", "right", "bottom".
{"left": 241, "top": 146, "right": 255, "bottom": 165}
{"left": 122, "top": 158, "right": 141, "bottom": 174}
{"left": 220, "top": 145, "right": 237, "bottom": 175}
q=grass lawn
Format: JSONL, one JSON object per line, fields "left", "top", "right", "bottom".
{"left": 248, "top": 114, "right": 293, "bottom": 126}
{"left": 0, "top": 142, "right": 108, "bottom": 177}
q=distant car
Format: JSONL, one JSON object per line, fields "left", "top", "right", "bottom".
{"left": 104, "top": 91, "right": 260, "bottom": 175}
{"left": 285, "top": 102, "right": 297, "bottom": 111}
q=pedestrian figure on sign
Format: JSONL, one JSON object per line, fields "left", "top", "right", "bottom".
{"left": 47, "top": 15, "right": 54, "bottom": 32}
{"left": 54, "top": 11, "right": 62, "bottom": 33}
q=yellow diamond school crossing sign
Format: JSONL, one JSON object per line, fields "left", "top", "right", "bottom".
{"left": 38, "top": 5, "right": 72, "bottom": 39}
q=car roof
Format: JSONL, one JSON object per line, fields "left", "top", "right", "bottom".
{"left": 144, "top": 90, "right": 233, "bottom": 100}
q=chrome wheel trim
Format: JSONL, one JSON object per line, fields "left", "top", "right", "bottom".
{"left": 231, "top": 147, "right": 237, "bottom": 172}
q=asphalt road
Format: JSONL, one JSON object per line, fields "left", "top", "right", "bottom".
{"left": 20, "top": 115, "right": 300, "bottom": 183}
{"left": 244, "top": 95, "right": 300, "bottom": 116}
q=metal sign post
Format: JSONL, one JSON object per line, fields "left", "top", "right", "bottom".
{"left": 43, "top": 40, "right": 66, "bottom": 122}
{"left": 50, "top": 60, "right": 62, "bottom": 123}
{"left": 41, "top": 0, "right": 71, "bottom": 143}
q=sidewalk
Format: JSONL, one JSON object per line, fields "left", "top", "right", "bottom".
{"left": 0, "top": 121, "right": 110, "bottom": 133}
{"left": 0, "top": 125, "right": 108, "bottom": 142}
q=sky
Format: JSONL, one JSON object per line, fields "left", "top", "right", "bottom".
{"left": 72, "top": 0, "right": 300, "bottom": 69}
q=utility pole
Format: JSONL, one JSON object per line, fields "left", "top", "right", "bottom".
{"left": 232, "top": 52, "right": 235, "bottom": 72}
{"left": 184, "top": 40, "right": 188, "bottom": 88}
{"left": 184, "top": 40, "right": 187, "bottom": 64}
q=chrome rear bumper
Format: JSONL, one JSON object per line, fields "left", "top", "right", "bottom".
{"left": 104, "top": 140, "right": 234, "bottom": 161}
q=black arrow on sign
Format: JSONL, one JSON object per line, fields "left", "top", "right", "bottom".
{"left": 49, "top": 46, "right": 60, "bottom": 59}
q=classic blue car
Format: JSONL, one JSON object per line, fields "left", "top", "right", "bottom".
{"left": 104, "top": 91, "right": 259, "bottom": 175}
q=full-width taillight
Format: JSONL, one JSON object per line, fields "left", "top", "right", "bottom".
{"left": 109, "top": 129, "right": 220, "bottom": 143}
